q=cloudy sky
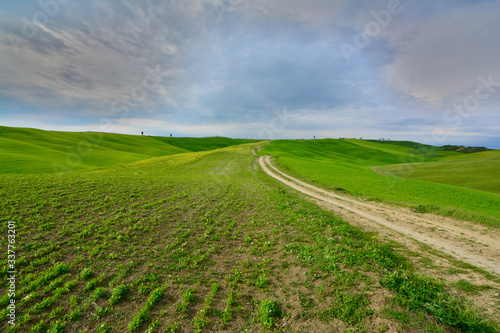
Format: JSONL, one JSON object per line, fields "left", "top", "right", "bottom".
{"left": 1, "top": 0, "right": 499, "bottom": 147}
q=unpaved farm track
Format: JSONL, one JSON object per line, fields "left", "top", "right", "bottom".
{"left": 259, "top": 155, "right": 500, "bottom": 277}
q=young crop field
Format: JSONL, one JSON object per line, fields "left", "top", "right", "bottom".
{"left": 261, "top": 139, "right": 500, "bottom": 228}
{"left": 1, "top": 139, "right": 498, "bottom": 332}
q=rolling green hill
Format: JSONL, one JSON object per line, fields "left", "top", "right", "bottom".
{"left": 260, "top": 139, "right": 500, "bottom": 227}
{"left": 374, "top": 150, "right": 500, "bottom": 195}
{"left": 0, "top": 126, "right": 257, "bottom": 174}
{"left": 152, "top": 136, "right": 257, "bottom": 152}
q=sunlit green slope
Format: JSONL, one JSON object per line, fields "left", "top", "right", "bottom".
{"left": 374, "top": 150, "right": 500, "bottom": 194}
{"left": 0, "top": 126, "right": 256, "bottom": 174}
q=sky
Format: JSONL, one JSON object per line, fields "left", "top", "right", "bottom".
{"left": 0, "top": 0, "right": 499, "bottom": 148}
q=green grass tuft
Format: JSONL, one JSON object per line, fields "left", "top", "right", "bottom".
{"left": 109, "top": 285, "right": 128, "bottom": 306}
{"left": 380, "top": 271, "right": 499, "bottom": 332}
{"left": 259, "top": 299, "right": 282, "bottom": 330}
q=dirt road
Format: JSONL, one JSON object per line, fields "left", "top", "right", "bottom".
{"left": 259, "top": 155, "right": 500, "bottom": 277}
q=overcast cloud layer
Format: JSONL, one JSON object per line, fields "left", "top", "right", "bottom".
{"left": 1, "top": 0, "right": 499, "bottom": 147}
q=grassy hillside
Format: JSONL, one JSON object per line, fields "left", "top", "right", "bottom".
{"left": 374, "top": 150, "right": 500, "bottom": 195}
{"left": 0, "top": 143, "right": 496, "bottom": 332}
{"left": 152, "top": 136, "right": 257, "bottom": 152}
{"left": 0, "top": 126, "right": 256, "bottom": 174}
{"left": 260, "top": 139, "right": 500, "bottom": 227}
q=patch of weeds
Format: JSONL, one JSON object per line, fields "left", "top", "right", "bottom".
{"left": 66, "top": 307, "right": 83, "bottom": 322}
{"left": 227, "top": 268, "right": 242, "bottom": 289}
{"left": 446, "top": 267, "right": 469, "bottom": 275}
{"left": 69, "top": 295, "right": 79, "bottom": 308}
{"left": 299, "top": 293, "right": 316, "bottom": 309}
{"left": 128, "top": 286, "right": 165, "bottom": 332}
{"left": 47, "top": 319, "right": 66, "bottom": 332}
{"left": 193, "top": 315, "right": 208, "bottom": 333}
{"left": 319, "top": 291, "right": 373, "bottom": 326}
{"left": 80, "top": 268, "right": 94, "bottom": 280}
{"left": 29, "top": 320, "right": 47, "bottom": 332}
{"left": 259, "top": 299, "right": 282, "bottom": 331}
{"left": 221, "top": 291, "right": 235, "bottom": 328}
{"left": 412, "top": 204, "right": 440, "bottom": 214}
{"left": 316, "top": 282, "right": 327, "bottom": 299}
{"left": 93, "top": 306, "right": 112, "bottom": 320}
{"left": 145, "top": 309, "right": 166, "bottom": 333}
{"left": 193, "top": 282, "right": 219, "bottom": 332}
{"left": 380, "top": 271, "right": 499, "bottom": 332}
{"left": 418, "top": 257, "right": 433, "bottom": 265}
{"left": 383, "top": 306, "right": 447, "bottom": 332}
{"left": 49, "top": 307, "right": 64, "bottom": 319}
{"left": 84, "top": 273, "right": 106, "bottom": 291}
{"left": 97, "top": 323, "right": 112, "bottom": 333}
{"left": 176, "top": 287, "right": 196, "bottom": 313}
{"left": 137, "top": 283, "right": 152, "bottom": 296}
{"left": 165, "top": 321, "right": 180, "bottom": 332}
{"left": 255, "top": 272, "right": 269, "bottom": 289}
{"left": 27, "top": 296, "right": 57, "bottom": 315}
{"left": 452, "top": 279, "right": 492, "bottom": 294}
{"left": 128, "top": 308, "right": 149, "bottom": 332}
{"left": 109, "top": 285, "right": 128, "bottom": 306}
{"left": 376, "top": 322, "right": 389, "bottom": 332}
{"left": 91, "top": 287, "right": 110, "bottom": 301}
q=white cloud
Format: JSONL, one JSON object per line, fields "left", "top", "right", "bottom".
{"left": 386, "top": 1, "right": 500, "bottom": 104}
{"left": 0, "top": 1, "right": 189, "bottom": 112}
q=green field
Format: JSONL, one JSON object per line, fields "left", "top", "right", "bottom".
{"left": 374, "top": 150, "right": 500, "bottom": 195}
{"left": 260, "top": 139, "right": 500, "bottom": 227}
{"left": 0, "top": 126, "right": 256, "bottom": 174}
{"left": 0, "top": 128, "right": 498, "bottom": 332}
{"left": 153, "top": 136, "right": 256, "bottom": 152}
